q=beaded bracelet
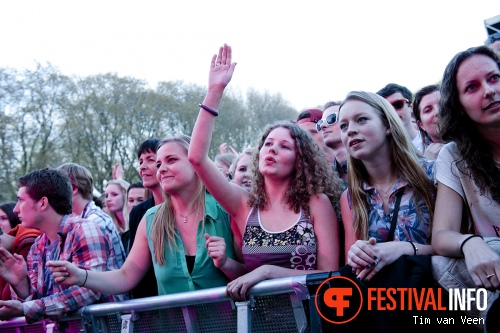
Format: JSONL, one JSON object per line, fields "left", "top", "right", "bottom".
{"left": 80, "top": 270, "right": 88, "bottom": 287}
{"left": 460, "top": 234, "right": 483, "bottom": 256}
{"left": 199, "top": 104, "right": 219, "bottom": 117}
{"left": 407, "top": 240, "right": 418, "bottom": 255}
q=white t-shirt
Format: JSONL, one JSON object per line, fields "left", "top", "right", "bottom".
{"left": 436, "top": 142, "right": 500, "bottom": 237}
{"left": 412, "top": 131, "right": 424, "bottom": 154}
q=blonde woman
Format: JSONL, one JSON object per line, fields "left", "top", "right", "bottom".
{"left": 228, "top": 148, "right": 254, "bottom": 192}
{"left": 105, "top": 179, "right": 130, "bottom": 235}
{"left": 339, "top": 91, "right": 436, "bottom": 282}
{"left": 48, "top": 135, "right": 243, "bottom": 295}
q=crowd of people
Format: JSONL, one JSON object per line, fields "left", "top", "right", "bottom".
{"left": 0, "top": 34, "right": 498, "bottom": 332}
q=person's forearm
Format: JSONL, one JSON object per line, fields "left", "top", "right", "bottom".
{"left": 432, "top": 230, "right": 469, "bottom": 257}
{"left": 219, "top": 258, "right": 248, "bottom": 281}
{"left": 259, "top": 265, "right": 329, "bottom": 281}
{"left": 189, "top": 90, "right": 224, "bottom": 166}
{"left": 11, "top": 276, "right": 30, "bottom": 299}
{"left": 78, "top": 268, "right": 137, "bottom": 295}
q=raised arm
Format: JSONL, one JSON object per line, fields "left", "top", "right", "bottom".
{"left": 48, "top": 216, "right": 152, "bottom": 294}
{"left": 188, "top": 44, "right": 248, "bottom": 218}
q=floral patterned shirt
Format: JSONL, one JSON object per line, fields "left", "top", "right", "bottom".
{"left": 242, "top": 206, "right": 317, "bottom": 272}
{"left": 349, "top": 159, "right": 436, "bottom": 244}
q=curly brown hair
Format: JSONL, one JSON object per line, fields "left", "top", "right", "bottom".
{"left": 247, "top": 121, "right": 344, "bottom": 217}
{"left": 439, "top": 46, "right": 500, "bottom": 203}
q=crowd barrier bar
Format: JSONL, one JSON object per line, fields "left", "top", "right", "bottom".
{"left": 0, "top": 271, "right": 339, "bottom": 333}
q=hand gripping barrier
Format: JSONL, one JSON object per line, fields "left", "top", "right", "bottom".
{"left": 0, "top": 271, "right": 339, "bottom": 333}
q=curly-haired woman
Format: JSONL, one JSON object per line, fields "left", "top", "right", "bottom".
{"left": 188, "top": 44, "right": 343, "bottom": 300}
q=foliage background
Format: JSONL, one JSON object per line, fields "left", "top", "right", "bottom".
{"left": 0, "top": 64, "right": 299, "bottom": 201}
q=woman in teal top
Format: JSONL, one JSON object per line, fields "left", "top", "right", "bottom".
{"left": 145, "top": 191, "right": 234, "bottom": 294}
{"left": 48, "top": 135, "right": 244, "bottom": 296}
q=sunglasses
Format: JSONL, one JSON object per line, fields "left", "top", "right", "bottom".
{"left": 391, "top": 99, "right": 411, "bottom": 110}
{"left": 485, "top": 32, "right": 500, "bottom": 45}
{"left": 316, "top": 113, "right": 337, "bottom": 132}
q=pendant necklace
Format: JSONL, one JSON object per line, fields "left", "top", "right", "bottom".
{"left": 179, "top": 210, "right": 195, "bottom": 223}
{"left": 374, "top": 178, "right": 399, "bottom": 200}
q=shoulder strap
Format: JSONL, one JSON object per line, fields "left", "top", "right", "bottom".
{"left": 387, "top": 188, "right": 404, "bottom": 242}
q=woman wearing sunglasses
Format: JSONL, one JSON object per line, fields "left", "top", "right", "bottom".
{"left": 189, "top": 44, "right": 343, "bottom": 300}
{"left": 413, "top": 84, "right": 445, "bottom": 159}
{"left": 338, "top": 91, "right": 436, "bottom": 282}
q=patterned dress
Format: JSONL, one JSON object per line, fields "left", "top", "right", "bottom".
{"left": 242, "top": 206, "right": 317, "bottom": 272}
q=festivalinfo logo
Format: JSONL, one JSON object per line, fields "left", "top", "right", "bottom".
{"left": 314, "top": 275, "right": 488, "bottom": 326}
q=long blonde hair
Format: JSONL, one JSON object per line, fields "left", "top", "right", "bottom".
{"left": 105, "top": 179, "right": 130, "bottom": 234}
{"left": 340, "top": 91, "right": 436, "bottom": 240}
{"left": 150, "top": 134, "right": 206, "bottom": 265}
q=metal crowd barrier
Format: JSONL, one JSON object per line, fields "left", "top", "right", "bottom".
{"left": 0, "top": 271, "right": 338, "bottom": 333}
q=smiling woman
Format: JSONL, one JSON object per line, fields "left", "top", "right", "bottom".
{"left": 432, "top": 45, "right": 500, "bottom": 286}
{"left": 413, "top": 84, "right": 445, "bottom": 159}
{"left": 430, "top": 45, "right": 500, "bottom": 331}
{"left": 47, "top": 134, "right": 242, "bottom": 297}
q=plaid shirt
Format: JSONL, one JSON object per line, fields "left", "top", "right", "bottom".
{"left": 12, "top": 215, "right": 126, "bottom": 323}
{"left": 81, "top": 200, "right": 126, "bottom": 271}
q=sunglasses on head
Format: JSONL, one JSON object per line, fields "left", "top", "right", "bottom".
{"left": 391, "top": 99, "right": 411, "bottom": 110}
{"left": 316, "top": 113, "right": 337, "bottom": 132}
{"left": 485, "top": 32, "right": 500, "bottom": 45}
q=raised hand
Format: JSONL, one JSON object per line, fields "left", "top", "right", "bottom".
{"left": 112, "top": 164, "right": 125, "bottom": 180}
{"left": 0, "top": 247, "right": 27, "bottom": 286}
{"left": 208, "top": 44, "right": 237, "bottom": 93}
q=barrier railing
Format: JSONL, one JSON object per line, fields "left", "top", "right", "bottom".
{"left": 0, "top": 271, "right": 338, "bottom": 333}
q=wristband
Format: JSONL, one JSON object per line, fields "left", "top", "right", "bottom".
{"left": 460, "top": 234, "right": 483, "bottom": 256}
{"left": 199, "top": 104, "right": 219, "bottom": 117}
{"left": 80, "top": 270, "right": 88, "bottom": 287}
{"left": 407, "top": 240, "right": 418, "bottom": 255}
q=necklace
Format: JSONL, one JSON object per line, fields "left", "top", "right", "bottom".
{"left": 373, "top": 178, "right": 399, "bottom": 199}
{"left": 179, "top": 210, "right": 195, "bottom": 223}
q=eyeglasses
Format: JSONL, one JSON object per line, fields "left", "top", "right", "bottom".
{"left": 485, "top": 32, "right": 500, "bottom": 45}
{"left": 391, "top": 99, "right": 411, "bottom": 110}
{"left": 316, "top": 113, "right": 337, "bottom": 132}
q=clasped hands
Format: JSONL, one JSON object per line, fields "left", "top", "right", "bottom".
{"left": 347, "top": 237, "right": 387, "bottom": 281}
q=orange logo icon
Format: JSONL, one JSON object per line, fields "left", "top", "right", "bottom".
{"left": 314, "top": 275, "right": 363, "bottom": 324}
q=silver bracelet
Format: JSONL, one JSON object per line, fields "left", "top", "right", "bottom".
{"left": 407, "top": 241, "right": 418, "bottom": 255}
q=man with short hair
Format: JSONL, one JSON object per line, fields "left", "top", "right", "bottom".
{"left": 377, "top": 83, "right": 424, "bottom": 153}
{"left": 127, "top": 138, "right": 164, "bottom": 298}
{"left": 56, "top": 163, "right": 126, "bottom": 272}
{"left": 321, "top": 101, "right": 348, "bottom": 184}
{"left": 0, "top": 168, "right": 125, "bottom": 323}
{"left": 296, "top": 108, "right": 336, "bottom": 164}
